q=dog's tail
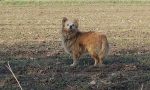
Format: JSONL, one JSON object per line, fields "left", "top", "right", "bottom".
{"left": 99, "top": 34, "right": 109, "bottom": 59}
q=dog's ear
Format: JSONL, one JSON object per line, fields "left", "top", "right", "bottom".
{"left": 62, "top": 17, "right": 68, "bottom": 28}
{"left": 62, "top": 17, "right": 68, "bottom": 23}
{"left": 74, "top": 18, "right": 79, "bottom": 28}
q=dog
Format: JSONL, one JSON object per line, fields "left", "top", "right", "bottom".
{"left": 61, "top": 17, "right": 109, "bottom": 67}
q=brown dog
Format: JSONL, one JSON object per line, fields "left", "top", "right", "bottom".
{"left": 61, "top": 17, "right": 109, "bottom": 66}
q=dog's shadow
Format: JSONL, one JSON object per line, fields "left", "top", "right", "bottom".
{"left": 104, "top": 48, "right": 150, "bottom": 65}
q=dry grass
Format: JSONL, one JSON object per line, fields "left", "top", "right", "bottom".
{"left": 0, "top": 1, "right": 150, "bottom": 53}
{"left": 0, "top": 1, "right": 150, "bottom": 90}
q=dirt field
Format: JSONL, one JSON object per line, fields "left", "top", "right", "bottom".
{"left": 0, "top": 1, "right": 150, "bottom": 90}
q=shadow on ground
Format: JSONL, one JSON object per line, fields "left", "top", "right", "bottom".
{"left": 0, "top": 41, "right": 150, "bottom": 90}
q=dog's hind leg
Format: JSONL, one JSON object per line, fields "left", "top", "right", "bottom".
{"left": 98, "top": 51, "right": 105, "bottom": 66}
{"left": 90, "top": 52, "right": 100, "bottom": 66}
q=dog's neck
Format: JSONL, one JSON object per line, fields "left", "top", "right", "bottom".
{"left": 62, "top": 29, "right": 80, "bottom": 41}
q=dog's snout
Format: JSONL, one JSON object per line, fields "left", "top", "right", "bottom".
{"left": 70, "top": 25, "right": 72, "bottom": 29}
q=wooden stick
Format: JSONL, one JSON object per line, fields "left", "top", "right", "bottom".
{"left": 6, "top": 61, "right": 23, "bottom": 90}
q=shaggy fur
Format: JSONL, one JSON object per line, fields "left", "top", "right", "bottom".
{"left": 61, "top": 17, "right": 109, "bottom": 66}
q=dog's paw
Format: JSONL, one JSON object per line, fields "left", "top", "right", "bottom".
{"left": 70, "top": 64, "right": 76, "bottom": 67}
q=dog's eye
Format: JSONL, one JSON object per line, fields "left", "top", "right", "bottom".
{"left": 72, "top": 24, "right": 74, "bottom": 26}
{"left": 67, "top": 24, "right": 69, "bottom": 26}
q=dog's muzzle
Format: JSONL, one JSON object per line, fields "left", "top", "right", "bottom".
{"left": 70, "top": 26, "right": 73, "bottom": 29}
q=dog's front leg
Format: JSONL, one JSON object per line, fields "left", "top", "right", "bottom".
{"left": 70, "top": 59, "right": 78, "bottom": 67}
{"left": 70, "top": 53, "right": 80, "bottom": 67}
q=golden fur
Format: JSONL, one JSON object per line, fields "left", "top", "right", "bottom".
{"left": 61, "top": 17, "right": 109, "bottom": 66}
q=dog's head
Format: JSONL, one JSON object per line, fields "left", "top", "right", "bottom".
{"left": 62, "top": 17, "right": 79, "bottom": 32}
